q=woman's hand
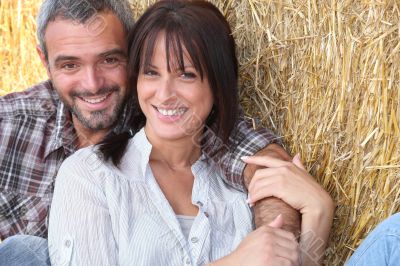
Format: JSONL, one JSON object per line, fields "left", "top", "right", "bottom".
{"left": 243, "top": 154, "right": 335, "bottom": 265}
{"left": 212, "top": 215, "right": 300, "bottom": 266}
{"left": 244, "top": 154, "right": 332, "bottom": 214}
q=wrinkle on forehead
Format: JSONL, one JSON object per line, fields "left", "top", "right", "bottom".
{"left": 45, "top": 12, "right": 127, "bottom": 64}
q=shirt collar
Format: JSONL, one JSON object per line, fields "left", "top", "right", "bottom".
{"left": 44, "top": 86, "right": 77, "bottom": 158}
{"left": 120, "top": 128, "right": 210, "bottom": 181}
{"left": 43, "top": 79, "right": 133, "bottom": 158}
{"left": 119, "top": 128, "right": 152, "bottom": 180}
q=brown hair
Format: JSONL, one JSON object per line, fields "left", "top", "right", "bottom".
{"left": 99, "top": 0, "right": 239, "bottom": 165}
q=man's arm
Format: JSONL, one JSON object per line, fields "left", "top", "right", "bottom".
{"left": 204, "top": 109, "right": 301, "bottom": 236}
{"left": 206, "top": 109, "right": 332, "bottom": 264}
{"left": 243, "top": 144, "right": 301, "bottom": 236}
{"left": 244, "top": 155, "right": 335, "bottom": 265}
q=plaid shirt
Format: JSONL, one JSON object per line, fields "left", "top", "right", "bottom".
{"left": 0, "top": 80, "right": 281, "bottom": 240}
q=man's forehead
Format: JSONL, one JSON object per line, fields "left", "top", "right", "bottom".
{"left": 44, "top": 12, "right": 127, "bottom": 60}
{"left": 50, "top": 11, "right": 124, "bottom": 33}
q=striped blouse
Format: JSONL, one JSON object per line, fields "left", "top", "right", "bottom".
{"left": 48, "top": 128, "right": 254, "bottom": 266}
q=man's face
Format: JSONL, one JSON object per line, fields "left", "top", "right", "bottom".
{"left": 38, "top": 12, "right": 128, "bottom": 132}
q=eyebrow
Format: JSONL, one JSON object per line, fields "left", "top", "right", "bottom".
{"left": 53, "top": 49, "right": 127, "bottom": 66}
{"left": 98, "top": 48, "right": 127, "bottom": 59}
{"left": 53, "top": 55, "right": 80, "bottom": 66}
{"left": 146, "top": 63, "right": 158, "bottom": 69}
{"left": 145, "top": 63, "right": 195, "bottom": 70}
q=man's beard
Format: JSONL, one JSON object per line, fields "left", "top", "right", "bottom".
{"left": 61, "top": 85, "right": 125, "bottom": 131}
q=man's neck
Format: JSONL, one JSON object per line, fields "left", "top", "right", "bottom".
{"left": 72, "top": 116, "right": 110, "bottom": 149}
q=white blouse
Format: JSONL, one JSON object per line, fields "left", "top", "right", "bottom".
{"left": 176, "top": 215, "right": 195, "bottom": 240}
{"left": 48, "top": 128, "right": 253, "bottom": 266}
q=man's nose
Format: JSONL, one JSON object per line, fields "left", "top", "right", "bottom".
{"left": 81, "top": 67, "right": 104, "bottom": 93}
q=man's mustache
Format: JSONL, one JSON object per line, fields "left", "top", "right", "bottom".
{"left": 71, "top": 85, "right": 120, "bottom": 98}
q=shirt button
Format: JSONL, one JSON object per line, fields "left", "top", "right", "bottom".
{"left": 43, "top": 102, "right": 52, "bottom": 110}
{"left": 191, "top": 237, "right": 199, "bottom": 243}
{"left": 185, "top": 257, "right": 191, "bottom": 265}
{"left": 204, "top": 211, "right": 209, "bottom": 218}
{"left": 65, "top": 240, "right": 71, "bottom": 248}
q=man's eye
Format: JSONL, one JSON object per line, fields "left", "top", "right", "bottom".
{"left": 61, "top": 63, "right": 78, "bottom": 70}
{"left": 104, "top": 57, "right": 118, "bottom": 64}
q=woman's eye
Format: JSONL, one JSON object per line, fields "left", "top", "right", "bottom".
{"left": 180, "top": 72, "right": 197, "bottom": 79}
{"left": 144, "top": 70, "right": 158, "bottom": 76}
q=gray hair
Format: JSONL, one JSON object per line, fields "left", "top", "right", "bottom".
{"left": 37, "top": 0, "right": 135, "bottom": 60}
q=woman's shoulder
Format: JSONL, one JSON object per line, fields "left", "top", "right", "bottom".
{"left": 60, "top": 129, "right": 150, "bottom": 184}
{"left": 62, "top": 145, "right": 104, "bottom": 171}
{"left": 57, "top": 145, "right": 115, "bottom": 185}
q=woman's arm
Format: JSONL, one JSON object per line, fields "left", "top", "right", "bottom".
{"left": 243, "top": 144, "right": 301, "bottom": 235}
{"left": 244, "top": 154, "right": 335, "bottom": 266}
{"left": 210, "top": 215, "right": 300, "bottom": 266}
{"left": 48, "top": 151, "right": 118, "bottom": 266}
{"left": 204, "top": 111, "right": 301, "bottom": 236}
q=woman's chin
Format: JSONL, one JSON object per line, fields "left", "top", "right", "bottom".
{"left": 150, "top": 128, "right": 193, "bottom": 142}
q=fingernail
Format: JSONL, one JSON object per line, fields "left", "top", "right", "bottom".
{"left": 246, "top": 196, "right": 254, "bottom": 207}
{"left": 241, "top": 156, "right": 249, "bottom": 161}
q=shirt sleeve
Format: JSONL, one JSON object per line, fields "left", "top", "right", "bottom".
{"left": 204, "top": 109, "right": 283, "bottom": 192}
{"left": 48, "top": 152, "right": 118, "bottom": 266}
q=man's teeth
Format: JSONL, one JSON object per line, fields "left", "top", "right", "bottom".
{"left": 157, "top": 108, "right": 186, "bottom": 116}
{"left": 81, "top": 94, "right": 109, "bottom": 104}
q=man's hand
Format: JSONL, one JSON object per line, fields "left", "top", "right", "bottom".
{"left": 243, "top": 144, "right": 301, "bottom": 236}
{"left": 243, "top": 154, "right": 334, "bottom": 265}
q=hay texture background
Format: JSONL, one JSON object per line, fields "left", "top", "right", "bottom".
{"left": 1, "top": 0, "right": 400, "bottom": 264}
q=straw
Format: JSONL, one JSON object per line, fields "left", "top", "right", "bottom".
{"left": 1, "top": 0, "right": 400, "bottom": 264}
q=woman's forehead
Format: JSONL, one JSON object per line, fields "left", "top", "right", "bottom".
{"left": 141, "top": 31, "right": 199, "bottom": 70}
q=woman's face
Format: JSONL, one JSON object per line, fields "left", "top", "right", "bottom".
{"left": 137, "top": 32, "right": 214, "bottom": 142}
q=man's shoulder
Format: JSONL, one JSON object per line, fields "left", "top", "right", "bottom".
{"left": 0, "top": 80, "right": 59, "bottom": 117}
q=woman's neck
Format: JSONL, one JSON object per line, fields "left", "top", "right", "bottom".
{"left": 145, "top": 128, "right": 202, "bottom": 170}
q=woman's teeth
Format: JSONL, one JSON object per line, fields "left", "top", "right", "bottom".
{"left": 157, "top": 107, "right": 186, "bottom": 116}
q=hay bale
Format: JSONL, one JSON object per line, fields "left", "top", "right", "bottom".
{"left": 228, "top": 1, "right": 400, "bottom": 264}
{"left": 0, "top": 0, "right": 45, "bottom": 94}
{"left": 1, "top": 0, "right": 400, "bottom": 264}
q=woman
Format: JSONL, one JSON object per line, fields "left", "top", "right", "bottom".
{"left": 48, "top": 1, "right": 301, "bottom": 265}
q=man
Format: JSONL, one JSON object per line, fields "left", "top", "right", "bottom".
{"left": 345, "top": 213, "right": 400, "bottom": 265}
{"left": 0, "top": 0, "right": 333, "bottom": 265}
